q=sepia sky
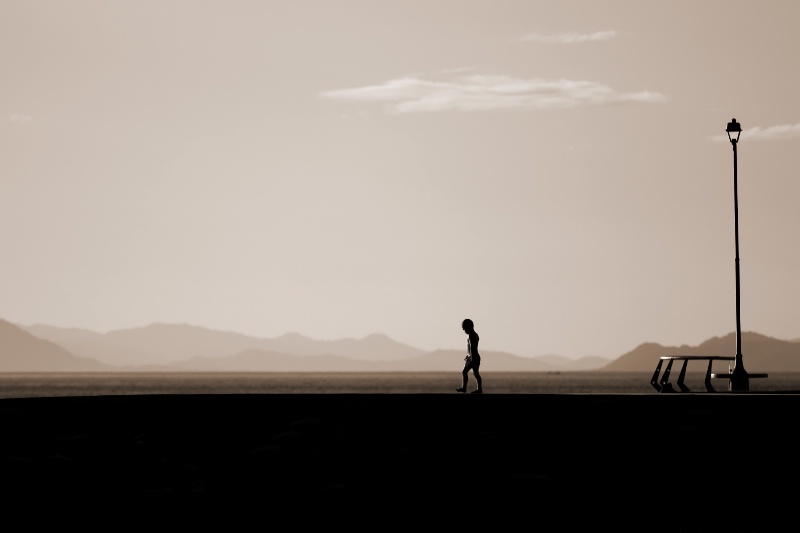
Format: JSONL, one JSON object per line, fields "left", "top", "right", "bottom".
{"left": 2, "top": 0, "right": 799, "bottom": 359}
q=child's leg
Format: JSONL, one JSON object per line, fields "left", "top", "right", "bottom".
{"left": 456, "top": 363, "right": 471, "bottom": 392}
{"left": 473, "top": 369, "right": 482, "bottom": 391}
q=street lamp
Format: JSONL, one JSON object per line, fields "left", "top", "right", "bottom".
{"left": 726, "top": 118, "right": 748, "bottom": 391}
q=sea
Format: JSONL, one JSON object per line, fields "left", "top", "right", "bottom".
{"left": 3, "top": 371, "right": 800, "bottom": 398}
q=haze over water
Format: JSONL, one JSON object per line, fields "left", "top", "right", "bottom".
{"left": 4, "top": 371, "right": 800, "bottom": 399}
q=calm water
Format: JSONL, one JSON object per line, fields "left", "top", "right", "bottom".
{"left": 3, "top": 371, "right": 800, "bottom": 398}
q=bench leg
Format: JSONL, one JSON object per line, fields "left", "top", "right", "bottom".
{"left": 676, "top": 359, "right": 690, "bottom": 392}
{"left": 650, "top": 360, "right": 664, "bottom": 392}
{"left": 659, "top": 360, "right": 676, "bottom": 393}
{"left": 704, "top": 359, "right": 716, "bottom": 392}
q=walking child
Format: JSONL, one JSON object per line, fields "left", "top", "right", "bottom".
{"left": 456, "top": 318, "right": 483, "bottom": 393}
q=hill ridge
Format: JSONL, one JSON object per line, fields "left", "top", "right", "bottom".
{"left": 601, "top": 331, "right": 800, "bottom": 372}
{"left": 7, "top": 320, "right": 800, "bottom": 373}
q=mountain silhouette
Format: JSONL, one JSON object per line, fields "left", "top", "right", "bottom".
{"left": 0, "top": 320, "right": 111, "bottom": 372}
{"left": 15, "top": 321, "right": 604, "bottom": 371}
{"left": 261, "top": 331, "right": 426, "bottom": 361}
{"left": 600, "top": 331, "right": 800, "bottom": 373}
{"left": 11, "top": 320, "right": 800, "bottom": 374}
{"left": 24, "top": 323, "right": 427, "bottom": 366}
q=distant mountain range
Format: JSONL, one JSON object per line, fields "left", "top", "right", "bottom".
{"left": 2, "top": 319, "right": 799, "bottom": 373}
{"left": 0, "top": 320, "right": 110, "bottom": 372}
{"left": 601, "top": 331, "right": 800, "bottom": 373}
{"left": 2, "top": 320, "right": 607, "bottom": 372}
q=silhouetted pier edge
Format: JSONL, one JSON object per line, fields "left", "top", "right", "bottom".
{"left": 2, "top": 393, "right": 797, "bottom": 527}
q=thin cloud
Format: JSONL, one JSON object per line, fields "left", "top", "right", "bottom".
{"left": 709, "top": 123, "right": 800, "bottom": 142}
{"left": 519, "top": 30, "right": 617, "bottom": 44}
{"left": 319, "top": 75, "right": 667, "bottom": 114}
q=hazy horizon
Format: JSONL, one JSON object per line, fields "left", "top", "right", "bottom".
{"left": 3, "top": 1, "right": 799, "bottom": 359}
{"left": 10, "top": 317, "right": 800, "bottom": 361}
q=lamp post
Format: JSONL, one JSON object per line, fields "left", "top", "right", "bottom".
{"left": 726, "top": 118, "right": 749, "bottom": 391}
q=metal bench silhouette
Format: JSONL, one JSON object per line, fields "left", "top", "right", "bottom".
{"left": 650, "top": 355, "right": 768, "bottom": 393}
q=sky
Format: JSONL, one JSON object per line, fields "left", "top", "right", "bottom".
{"left": 2, "top": 0, "right": 799, "bottom": 359}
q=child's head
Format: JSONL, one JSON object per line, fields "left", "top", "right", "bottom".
{"left": 461, "top": 318, "right": 474, "bottom": 332}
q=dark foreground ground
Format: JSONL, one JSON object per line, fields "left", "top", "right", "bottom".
{"left": 2, "top": 392, "right": 797, "bottom": 530}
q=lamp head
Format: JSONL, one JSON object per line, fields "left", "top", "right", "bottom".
{"left": 726, "top": 118, "right": 741, "bottom": 143}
